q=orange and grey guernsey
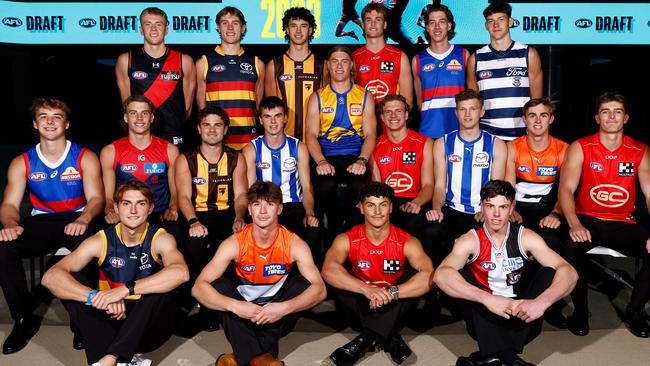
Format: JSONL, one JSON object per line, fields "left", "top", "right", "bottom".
{"left": 202, "top": 46, "right": 259, "bottom": 150}
{"left": 272, "top": 52, "right": 324, "bottom": 140}
{"left": 234, "top": 224, "right": 295, "bottom": 304}
{"left": 97, "top": 223, "right": 165, "bottom": 300}
{"left": 184, "top": 146, "right": 238, "bottom": 212}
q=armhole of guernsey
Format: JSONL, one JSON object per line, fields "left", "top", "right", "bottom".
{"left": 97, "top": 230, "right": 108, "bottom": 266}
{"left": 201, "top": 55, "right": 209, "bottom": 81}
{"left": 150, "top": 228, "right": 166, "bottom": 265}
{"left": 467, "top": 229, "right": 480, "bottom": 264}
{"left": 517, "top": 226, "right": 530, "bottom": 261}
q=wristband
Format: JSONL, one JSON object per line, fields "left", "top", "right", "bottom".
{"left": 85, "top": 289, "right": 98, "bottom": 305}
{"left": 188, "top": 217, "right": 199, "bottom": 225}
{"left": 549, "top": 211, "right": 562, "bottom": 218}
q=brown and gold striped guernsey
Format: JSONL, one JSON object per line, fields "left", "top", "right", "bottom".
{"left": 185, "top": 146, "right": 238, "bottom": 211}
{"left": 273, "top": 52, "right": 324, "bottom": 140}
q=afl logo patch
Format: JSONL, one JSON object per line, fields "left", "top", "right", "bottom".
{"left": 480, "top": 261, "right": 496, "bottom": 271}
{"left": 193, "top": 177, "right": 206, "bottom": 185}
{"left": 517, "top": 165, "right": 531, "bottom": 173}
{"left": 448, "top": 154, "right": 462, "bottom": 163}
{"left": 321, "top": 107, "right": 334, "bottom": 114}
{"left": 241, "top": 264, "right": 256, "bottom": 273}
{"left": 356, "top": 260, "right": 371, "bottom": 270}
{"left": 131, "top": 71, "right": 148, "bottom": 80}
{"left": 379, "top": 156, "right": 391, "bottom": 164}
{"left": 257, "top": 162, "right": 271, "bottom": 170}
{"left": 211, "top": 64, "right": 226, "bottom": 72}
{"left": 358, "top": 65, "right": 371, "bottom": 72}
{"left": 120, "top": 164, "right": 137, "bottom": 173}
{"left": 590, "top": 162, "right": 603, "bottom": 172}
{"left": 279, "top": 74, "right": 293, "bottom": 81}
{"left": 110, "top": 257, "right": 125, "bottom": 268}
{"left": 422, "top": 63, "right": 435, "bottom": 72}
{"left": 479, "top": 71, "right": 493, "bottom": 79}
{"left": 29, "top": 172, "right": 46, "bottom": 181}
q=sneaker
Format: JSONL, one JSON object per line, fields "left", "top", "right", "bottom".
{"left": 130, "top": 354, "right": 153, "bottom": 366}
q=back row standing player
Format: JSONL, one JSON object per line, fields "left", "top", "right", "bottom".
{"left": 116, "top": 7, "right": 196, "bottom": 149}
{"left": 265, "top": 7, "right": 327, "bottom": 142}
{"left": 467, "top": 0, "right": 542, "bottom": 140}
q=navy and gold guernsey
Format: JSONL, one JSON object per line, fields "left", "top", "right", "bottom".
{"left": 202, "top": 46, "right": 259, "bottom": 150}
{"left": 317, "top": 83, "right": 369, "bottom": 157}
{"left": 97, "top": 223, "right": 165, "bottom": 300}
{"left": 272, "top": 53, "right": 324, "bottom": 140}
{"left": 185, "top": 146, "right": 238, "bottom": 212}
{"left": 128, "top": 48, "right": 186, "bottom": 145}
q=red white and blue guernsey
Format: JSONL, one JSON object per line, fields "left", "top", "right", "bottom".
{"left": 444, "top": 130, "right": 496, "bottom": 214}
{"left": 112, "top": 136, "right": 170, "bottom": 214}
{"left": 468, "top": 223, "right": 531, "bottom": 298}
{"left": 251, "top": 135, "right": 302, "bottom": 204}
{"left": 24, "top": 141, "right": 87, "bottom": 216}
{"left": 348, "top": 224, "right": 409, "bottom": 287}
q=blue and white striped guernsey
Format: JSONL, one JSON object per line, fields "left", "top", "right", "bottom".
{"left": 444, "top": 130, "right": 495, "bottom": 214}
{"left": 252, "top": 135, "right": 302, "bottom": 204}
{"left": 475, "top": 41, "right": 530, "bottom": 140}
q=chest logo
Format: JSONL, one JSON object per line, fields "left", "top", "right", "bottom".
{"left": 144, "top": 163, "right": 166, "bottom": 174}
{"left": 478, "top": 71, "right": 493, "bottom": 79}
{"left": 422, "top": 63, "right": 435, "bottom": 72}
{"left": 536, "top": 166, "right": 557, "bottom": 176}
{"left": 257, "top": 162, "right": 271, "bottom": 170}
{"left": 517, "top": 165, "right": 531, "bottom": 173}
{"left": 473, "top": 152, "right": 490, "bottom": 168}
{"left": 618, "top": 162, "right": 634, "bottom": 177}
{"left": 402, "top": 152, "right": 416, "bottom": 164}
{"left": 120, "top": 164, "right": 138, "bottom": 173}
{"left": 29, "top": 172, "right": 46, "bottom": 181}
{"left": 131, "top": 71, "right": 148, "bottom": 80}
{"left": 366, "top": 80, "right": 389, "bottom": 99}
{"left": 263, "top": 264, "right": 287, "bottom": 276}
{"left": 480, "top": 261, "right": 496, "bottom": 271}
{"left": 160, "top": 71, "right": 180, "bottom": 81}
{"left": 241, "top": 264, "right": 256, "bottom": 273}
{"left": 448, "top": 154, "right": 462, "bottom": 163}
{"left": 385, "top": 172, "right": 413, "bottom": 194}
{"left": 383, "top": 259, "right": 401, "bottom": 274}
{"left": 358, "top": 65, "right": 371, "bottom": 73}
{"left": 61, "top": 167, "right": 81, "bottom": 181}
{"left": 283, "top": 157, "right": 297, "bottom": 172}
{"left": 589, "top": 184, "right": 629, "bottom": 208}
{"left": 590, "top": 162, "right": 603, "bottom": 172}
{"left": 501, "top": 257, "right": 524, "bottom": 272}
{"left": 109, "top": 257, "right": 125, "bottom": 268}
{"left": 357, "top": 260, "right": 371, "bottom": 270}
{"left": 193, "top": 177, "right": 206, "bottom": 185}
{"left": 211, "top": 64, "right": 226, "bottom": 72}
{"left": 379, "top": 156, "right": 391, "bottom": 164}
{"left": 321, "top": 107, "right": 334, "bottom": 114}
{"left": 279, "top": 74, "right": 293, "bottom": 81}
{"left": 446, "top": 59, "right": 462, "bottom": 71}
{"left": 350, "top": 104, "right": 363, "bottom": 116}
{"left": 380, "top": 61, "right": 394, "bottom": 73}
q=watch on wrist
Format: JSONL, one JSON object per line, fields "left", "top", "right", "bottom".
{"left": 357, "top": 156, "right": 368, "bottom": 166}
{"left": 125, "top": 280, "right": 136, "bottom": 296}
{"left": 188, "top": 217, "right": 199, "bottom": 225}
{"left": 388, "top": 285, "right": 399, "bottom": 300}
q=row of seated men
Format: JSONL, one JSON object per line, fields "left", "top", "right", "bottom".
{"left": 0, "top": 85, "right": 648, "bottom": 365}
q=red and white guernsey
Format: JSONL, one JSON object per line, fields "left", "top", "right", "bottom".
{"left": 373, "top": 130, "right": 426, "bottom": 199}
{"left": 468, "top": 223, "right": 531, "bottom": 298}
{"left": 348, "top": 224, "right": 409, "bottom": 286}
{"left": 575, "top": 133, "right": 645, "bottom": 223}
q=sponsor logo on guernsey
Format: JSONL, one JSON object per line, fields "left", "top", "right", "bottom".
{"left": 402, "top": 152, "right": 416, "bottom": 164}
{"left": 109, "top": 257, "right": 125, "bottom": 268}
{"left": 350, "top": 104, "right": 363, "bottom": 116}
{"left": 61, "top": 167, "right": 82, "bottom": 181}
{"left": 211, "top": 64, "right": 226, "bottom": 72}
{"left": 144, "top": 163, "right": 165, "bottom": 174}
{"left": 448, "top": 154, "right": 462, "bottom": 163}
{"left": 79, "top": 18, "right": 97, "bottom": 28}
{"left": 380, "top": 61, "right": 394, "bottom": 73}
{"left": 537, "top": 166, "right": 557, "bottom": 176}
{"left": 366, "top": 80, "right": 389, "bottom": 99}
{"left": 446, "top": 59, "right": 462, "bottom": 71}
{"left": 383, "top": 259, "right": 401, "bottom": 274}
{"left": 257, "top": 161, "right": 271, "bottom": 170}
{"left": 279, "top": 74, "right": 293, "bottom": 81}
{"left": 120, "top": 164, "right": 137, "bottom": 173}
{"left": 478, "top": 71, "right": 493, "bottom": 79}
{"left": 473, "top": 152, "right": 490, "bottom": 168}
{"left": 517, "top": 165, "right": 531, "bottom": 173}
{"left": 240, "top": 62, "right": 254, "bottom": 75}
{"left": 160, "top": 71, "right": 180, "bottom": 81}
{"left": 589, "top": 184, "right": 629, "bottom": 208}
{"left": 358, "top": 65, "right": 371, "bottom": 72}
{"left": 506, "top": 271, "right": 522, "bottom": 285}
{"left": 241, "top": 264, "right": 256, "bottom": 273}
{"left": 422, "top": 63, "right": 435, "bottom": 72}
{"left": 590, "top": 162, "right": 603, "bottom": 172}
{"left": 140, "top": 253, "right": 151, "bottom": 271}
{"left": 2, "top": 17, "right": 23, "bottom": 27}
{"left": 370, "top": 250, "right": 383, "bottom": 255}
{"left": 379, "top": 156, "right": 391, "bottom": 164}
{"left": 131, "top": 71, "right": 148, "bottom": 80}
{"left": 263, "top": 264, "right": 287, "bottom": 276}
{"left": 386, "top": 172, "right": 413, "bottom": 193}
{"left": 501, "top": 257, "right": 524, "bottom": 272}
{"left": 357, "top": 260, "right": 371, "bottom": 270}
{"left": 50, "top": 170, "right": 58, "bottom": 178}
{"left": 480, "top": 261, "right": 496, "bottom": 271}
{"left": 282, "top": 157, "right": 297, "bottom": 172}
{"left": 192, "top": 177, "right": 206, "bottom": 185}
{"left": 29, "top": 172, "right": 47, "bottom": 181}
{"left": 321, "top": 107, "right": 334, "bottom": 114}
{"left": 618, "top": 162, "right": 634, "bottom": 177}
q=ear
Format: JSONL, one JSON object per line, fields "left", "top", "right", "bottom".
{"left": 113, "top": 201, "right": 119, "bottom": 213}
{"left": 33, "top": 120, "right": 38, "bottom": 130}
{"left": 480, "top": 108, "right": 486, "bottom": 118}
{"left": 65, "top": 121, "right": 70, "bottom": 130}
{"left": 623, "top": 114, "right": 630, "bottom": 124}
{"left": 508, "top": 17, "right": 514, "bottom": 28}
{"left": 548, "top": 115, "right": 555, "bottom": 125}
{"left": 148, "top": 204, "right": 154, "bottom": 215}
{"left": 277, "top": 203, "right": 283, "bottom": 215}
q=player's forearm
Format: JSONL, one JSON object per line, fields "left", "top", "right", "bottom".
{"left": 358, "top": 136, "right": 376, "bottom": 161}
{"left": 42, "top": 268, "right": 93, "bottom": 302}
{"left": 282, "top": 281, "right": 326, "bottom": 313}
{"left": 192, "top": 280, "right": 240, "bottom": 312}
{"left": 78, "top": 196, "right": 104, "bottom": 224}
{"left": 322, "top": 263, "right": 370, "bottom": 295}
{"left": 134, "top": 264, "right": 189, "bottom": 295}
{"left": 558, "top": 188, "right": 580, "bottom": 228}
{"left": 396, "top": 270, "right": 433, "bottom": 299}
{"left": 0, "top": 204, "right": 21, "bottom": 227}
{"left": 412, "top": 184, "right": 434, "bottom": 207}
{"left": 434, "top": 266, "right": 489, "bottom": 304}
{"left": 535, "top": 264, "right": 577, "bottom": 309}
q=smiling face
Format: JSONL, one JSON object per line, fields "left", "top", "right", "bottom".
{"left": 362, "top": 10, "right": 386, "bottom": 39}
{"left": 140, "top": 13, "right": 168, "bottom": 46}
{"left": 198, "top": 114, "right": 227, "bottom": 146}
{"left": 114, "top": 189, "right": 154, "bottom": 230}
{"left": 327, "top": 51, "right": 353, "bottom": 83}
{"left": 286, "top": 18, "right": 312, "bottom": 46}
{"left": 595, "top": 100, "right": 628, "bottom": 134}
{"left": 360, "top": 195, "right": 392, "bottom": 229}
{"left": 218, "top": 13, "right": 245, "bottom": 45}
{"left": 524, "top": 103, "right": 554, "bottom": 138}
{"left": 33, "top": 107, "right": 69, "bottom": 141}
{"left": 380, "top": 100, "right": 408, "bottom": 132}
{"left": 124, "top": 101, "right": 154, "bottom": 135}
{"left": 426, "top": 10, "right": 452, "bottom": 43}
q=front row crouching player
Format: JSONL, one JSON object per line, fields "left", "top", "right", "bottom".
{"left": 435, "top": 180, "right": 576, "bottom": 366}
{"left": 322, "top": 182, "right": 434, "bottom": 365}
{"left": 42, "top": 180, "right": 189, "bottom": 366}
{"left": 192, "top": 181, "right": 326, "bottom": 366}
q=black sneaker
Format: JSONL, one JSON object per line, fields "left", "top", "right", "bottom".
{"left": 624, "top": 308, "right": 650, "bottom": 338}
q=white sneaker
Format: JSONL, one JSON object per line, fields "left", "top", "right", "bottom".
{"left": 129, "top": 354, "right": 152, "bottom": 366}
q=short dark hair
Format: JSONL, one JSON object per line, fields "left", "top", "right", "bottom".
{"left": 30, "top": 97, "right": 71, "bottom": 122}
{"left": 358, "top": 182, "right": 394, "bottom": 204}
{"left": 114, "top": 179, "right": 155, "bottom": 205}
{"left": 378, "top": 94, "right": 410, "bottom": 115}
{"left": 259, "top": 96, "right": 288, "bottom": 115}
{"left": 480, "top": 180, "right": 515, "bottom": 203}
{"left": 216, "top": 6, "right": 247, "bottom": 40}
{"left": 595, "top": 91, "right": 628, "bottom": 115}
{"left": 424, "top": 3, "right": 456, "bottom": 41}
{"left": 455, "top": 89, "right": 484, "bottom": 108}
{"left": 140, "top": 7, "right": 169, "bottom": 25}
{"left": 282, "top": 7, "right": 316, "bottom": 42}
{"left": 121, "top": 95, "right": 157, "bottom": 130}
{"left": 198, "top": 106, "right": 230, "bottom": 127}
{"left": 483, "top": 0, "right": 512, "bottom": 18}
{"left": 523, "top": 97, "right": 555, "bottom": 115}
{"left": 247, "top": 181, "right": 283, "bottom": 205}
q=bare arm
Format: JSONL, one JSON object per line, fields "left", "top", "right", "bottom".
{"left": 174, "top": 154, "right": 195, "bottom": 221}
{"left": 305, "top": 93, "right": 327, "bottom": 164}
{"left": 66, "top": 150, "right": 105, "bottom": 236}
{"left": 163, "top": 144, "right": 180, "bottom": 219}
{"left": 242, "top": 143, "right": 258, "bottom": 188}
{"left": 466, "top": 53, "right": 478, "bottom": 92}
{"left": 558, "top": 141, "right": 588, "bottom": 239}
{"left": 115, "top": 52, "right": 131, "bottom": 102}
{"left": 131, "top": 231, "right": 190, "bottom": 295}
{"left": 99, "top": 144, "right": 118, "bottom": 224}
{"left": 528, "top": 47, "right": 543, "bottom": 99}
{"left": 357, "top": 95, "right": 377, "bottom": 162}
{"left": 255, "top": 57, "right": 265, "bottom": 108}
{"left": 297, "top": 142, "right": 318, "bottom": 226}
{"left": 0, "top": 156, "right": 27, "bottom": 241}
{"left": 232, "top": 153, "right": 249, "bottom": 231}
{"left": 195, "top": 57, "right": 207, "bottom": 109}
{"left": 398, "top": 237, "right": 434, "bottom": 298}
{"left": 322, "top": 234, "right": 375, "bottom": 295}
{"left": 181, "top": 54, "right": 197, "bottom": 119}
{"left": 638, "top": 147, "right": 650, "bottom": 217}
{"left": 411, "top": 56, "right": 422, "bottom": 110}
{"left": 490, "top": 138, "right": 507, "bottom": 180}
{"left": 398, "top": 52, "right": 413, "bottom": 109}
{"left": 370, "top": 156, "right": 381, "bottom": 182}
{"left": 505, "top": 141, "right": 516, "bottom": 187}
{"left": 264, "top": 59, "right": 278, "bottom": 97}
{"left": 279, "top": 237, "right": 327, "bottom": 312}
{"left": 411, "top": 137, "right": 434, "bottom": 207}
{"left": 426, "top": 138, "right": 447, "bottom": 222}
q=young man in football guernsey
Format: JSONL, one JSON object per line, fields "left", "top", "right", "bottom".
{"left": 100, "top": 95, "right": 180, "bottom": 238}
{"left": 559, "top": 92, "right": 650, "bottom": 338}
{"left": 353, "top": 3, "right": 412, "bottom": 109}
{"left": 196, "top": 6, "right": 265, "bottom": 150}
{"left": 426, "top": 90, "right": 507, "bottom": 264}
{"left": 242, "top": 97, "right": 322, "bottom": 264}
{"left": 335, "top": 0, "right": 363, "bottom": 41}
{"left": 43, "top": 180, "right": 189, "bottom": 366}
{"left": 322, "top": 182, "right": 434, "bottom": 365}
{"left": 435, "top": 180, "right": 576, "bottom": 366}
{"left": 412, "top": 2, "right": 468, "bottom": 139}
{"left": 175, "top": 105, "right": 248, "bottom": 329}
{"left": 371, "top": 94, "right": 434, "bottom": 243}
{"left": 115, "top": 7, "right": 196, "bottom": 147}
{"left": 0, "top": 98, "right": 103, "bottom": 354}
{"left": 192, "top": 182, "right": 326, "bottom": 366}
{"left": 466, "top": 0, "right": 543, "bottom": 141}
{"left": 306, "top": 46, "right": 377, "bottom": 239}
{"left": 264, "top": 7, "right": 326, "bottom": 141}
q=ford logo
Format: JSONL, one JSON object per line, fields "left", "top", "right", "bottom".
{"left": 2, "top": 17, "right": 23, "bottom": 27}
{"left": 575, "top": 19, "right": 593, "bottom": 28}
{"left": 78, "top": 18, "right": 97, "bottom": 28}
